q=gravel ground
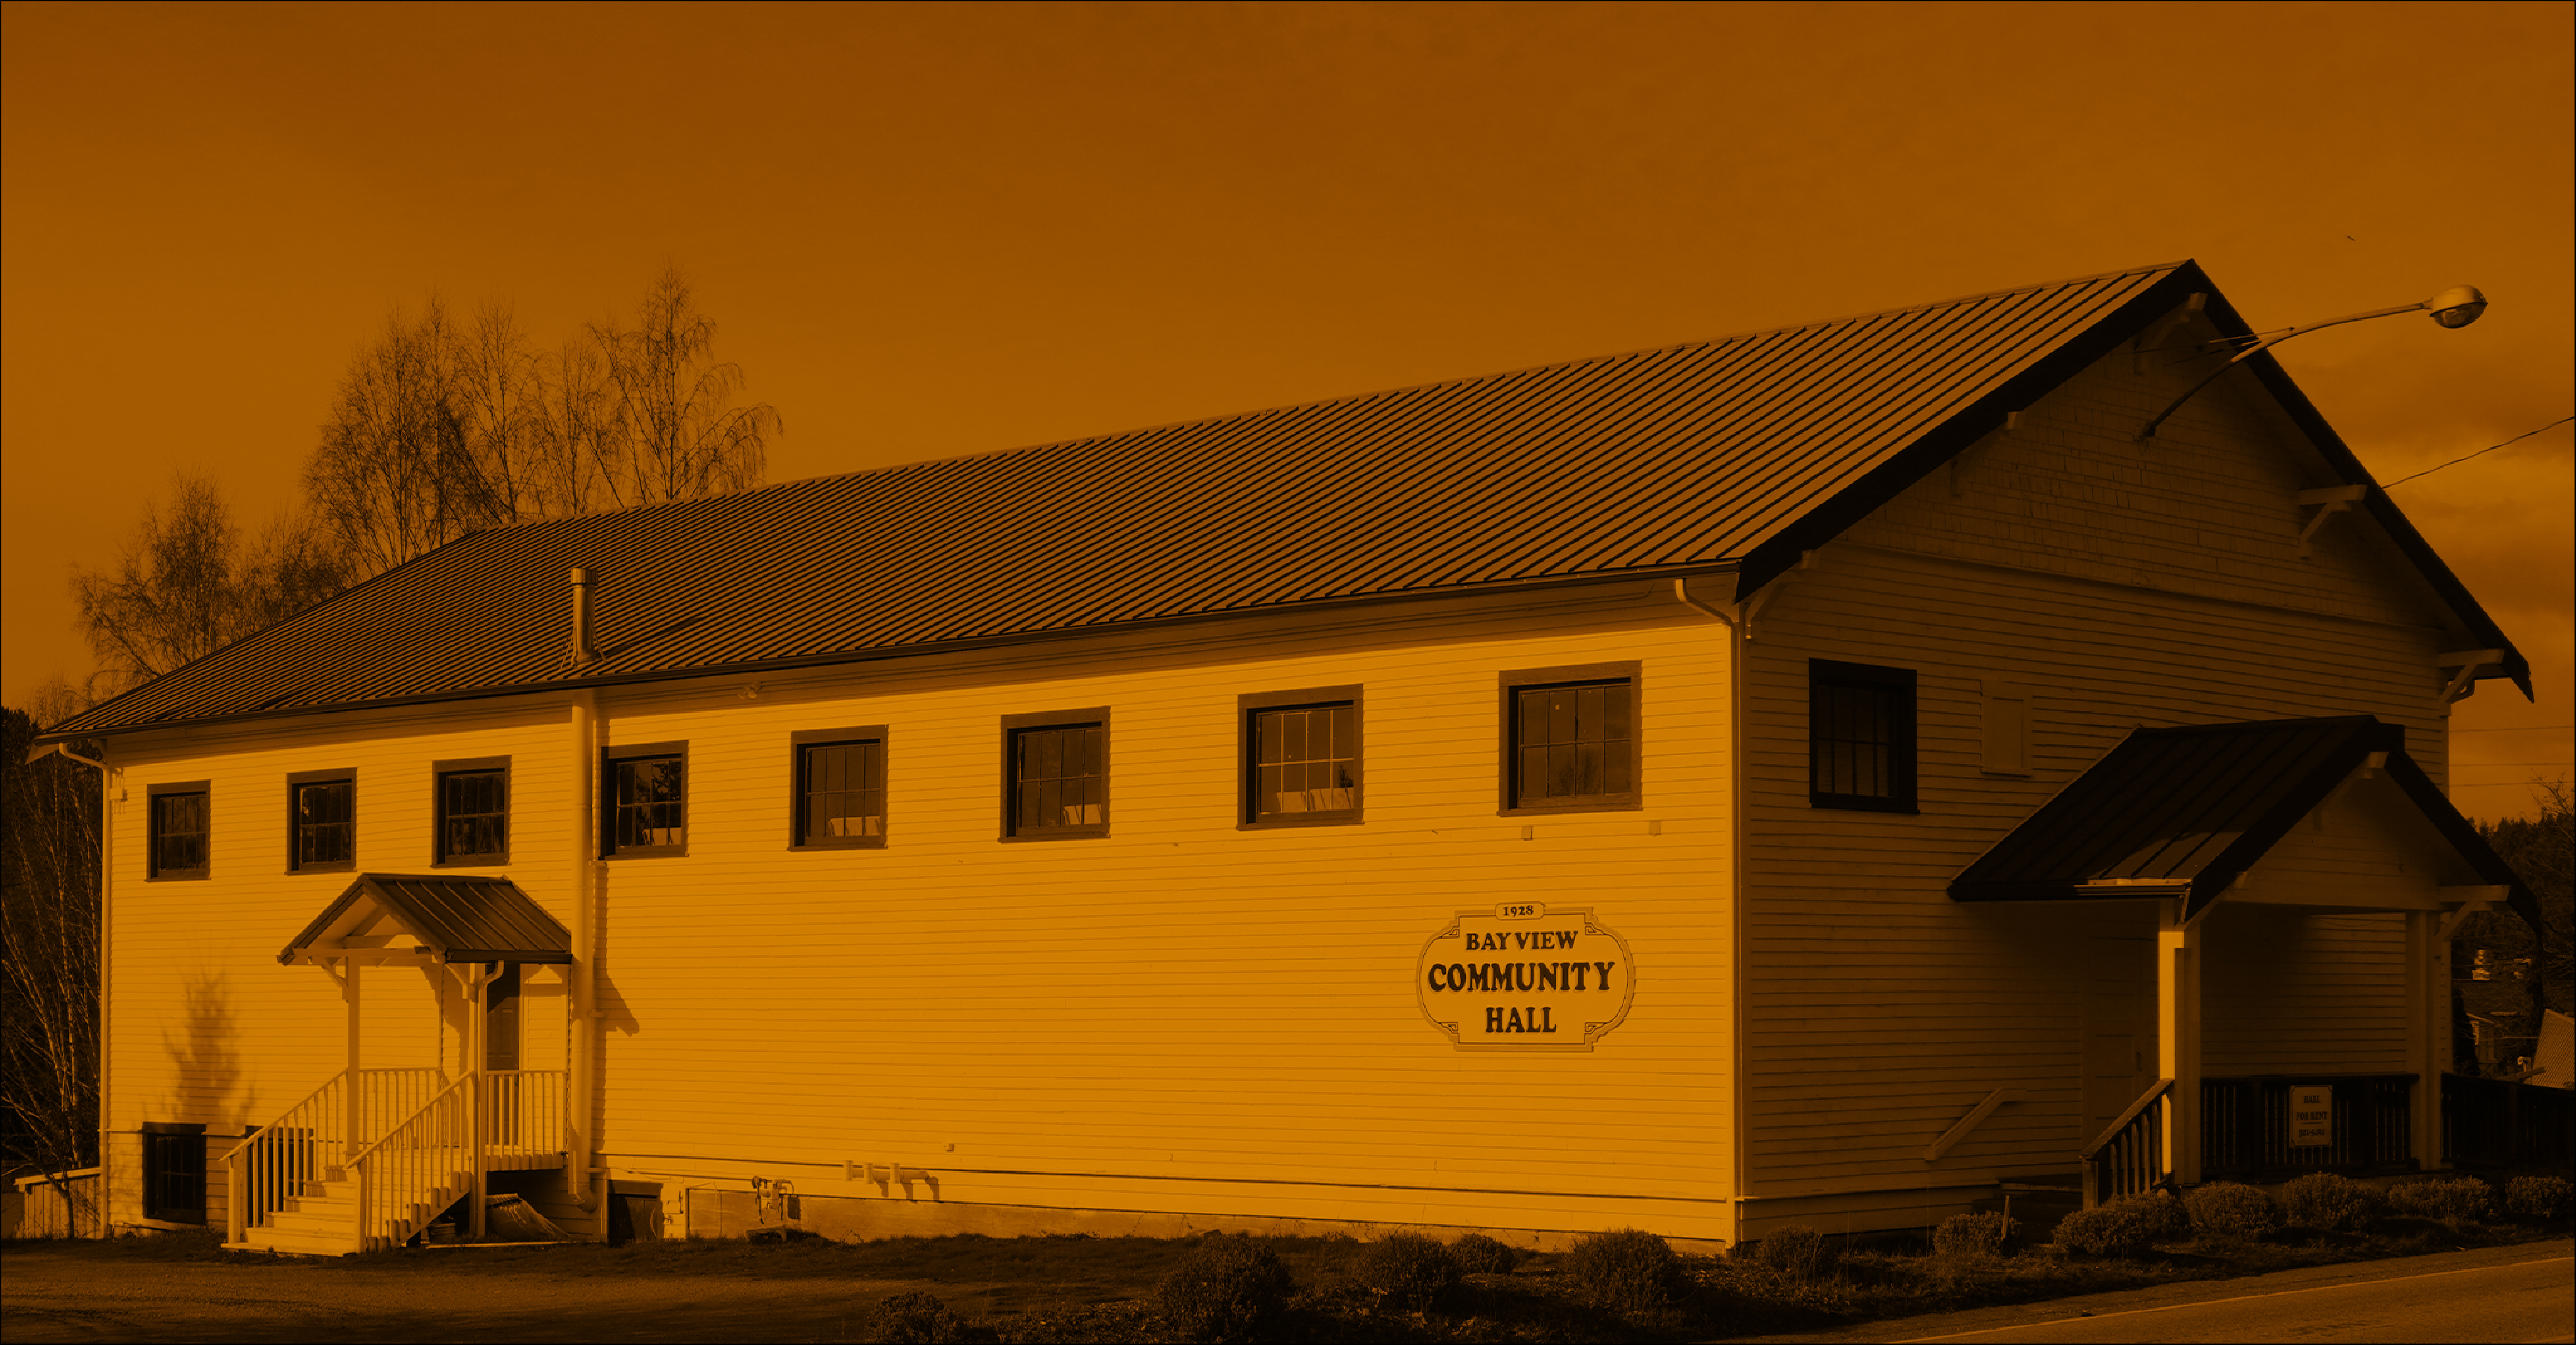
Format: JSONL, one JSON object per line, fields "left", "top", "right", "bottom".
{"left": 0, "top": 1242, "right": 977, "bottom": 1344}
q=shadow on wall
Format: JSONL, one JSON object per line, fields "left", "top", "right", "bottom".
{"left": 159, "top": 972, "right": 243, "bottom": 1123}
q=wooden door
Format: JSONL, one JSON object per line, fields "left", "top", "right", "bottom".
{"left": 485, "top": 963, "right": 521, "bottom": 1072}
{"left": 2081, "top": 935, "right": 2156, "bottom": 1143}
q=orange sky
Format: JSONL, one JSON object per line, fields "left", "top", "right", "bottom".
{"left": 4, "top": 1, "right": 2569, "bottom": 819}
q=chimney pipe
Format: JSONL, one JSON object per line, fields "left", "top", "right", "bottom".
{"left": 569, "top": 568, "right": 595, "bottom": 664}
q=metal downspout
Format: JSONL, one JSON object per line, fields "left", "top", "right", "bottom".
{"left": 568, "top": 688, "right": 599, "bottom": 1218}
{"left": 1671, "top": 580, "right": 1749, "bottom": 1245}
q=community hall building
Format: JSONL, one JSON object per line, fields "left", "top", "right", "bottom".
{"left": 38, "top": 259, "right": 2544, "bottom": 1254}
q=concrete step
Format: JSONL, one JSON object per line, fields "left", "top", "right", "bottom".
{"left": 229, "top": 1226, "right": 359, "bottom": 1257}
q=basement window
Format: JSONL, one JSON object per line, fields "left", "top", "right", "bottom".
{"left": 1810, "top": 660, "right": 1916, "bottom": 813}
{"left": 142, "top": 1122, "right": 205, "bottom": 1224}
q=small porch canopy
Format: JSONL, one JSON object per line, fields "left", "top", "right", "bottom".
{"left": 280, "top": 874, "right": 571, "bottom": 967}
{"left": 1949, "top": 715, "right": 2538, "bottom": 1191}
{"left": 1950, "top": 715, "right": 2537, "bottom": 926}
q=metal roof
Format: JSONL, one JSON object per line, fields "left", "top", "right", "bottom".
{"left": 1949, "top": 716, "right": 2539, "bottom": 926}
{"left": 41, "top": 259, "right": 2524, "bottom": 740}
{"left": 279, "top": 874, "right": 572, "bottom": 966}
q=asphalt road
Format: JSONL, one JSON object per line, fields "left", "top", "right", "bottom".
{"left": 1740, "top": 1239, "right": 2575, "bottom": 1345}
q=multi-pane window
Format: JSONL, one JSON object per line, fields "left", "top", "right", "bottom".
{"left": 141, "top": 1123, "right": 205, "bottom": 1224}
{"left": 1003, "top": 712, "right": 1108, "bottom": 839}
{"left": 289, "top": 772, "right": 355, "bottom": 872}
{"left": 793, "top": 731, "right": 887, "bottom": 848}
{"left": 1810, "top": 659, "right": 1916, "bottom": 812}
{"left": 148, "top": 785, "right": 209, "bottom": 880}
{"left": 1243, "top": 690, "right": 1361, "bottom": 826}
{"left": 435, "top": 761, "right": 509, "bottom": 865}
{"left": 1503, "top": 667, "right": 1640, "bottom": 812}
{"left": 605, "top": 747, "right": 686, "bottom": 855}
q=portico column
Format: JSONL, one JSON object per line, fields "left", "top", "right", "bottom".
{"left": 2157, "top": 905, "right": 2201, "bottom": 1186}
{"left": 2407, "top": 912, "right": 2443, "bottom": 1170}
{"left": 344, "top": 958, "right": 362, "bottom": 1161}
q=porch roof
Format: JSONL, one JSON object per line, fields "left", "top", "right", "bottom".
{"left": 1948, "top": 715, "right": 2539, "bottom": 925}
{"left": 278, "top": 874, "right": 572, "bottom": 966}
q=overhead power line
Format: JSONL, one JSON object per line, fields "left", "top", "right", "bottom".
{"left": 2382, "top": 414, "right": 2574, "bottom": 487}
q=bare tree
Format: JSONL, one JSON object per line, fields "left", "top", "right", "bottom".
{"left": 305, "top": 300, "right": 478, "bottom": 576}
{"left": 2, "top": 703, "right": 102, "bottom": 1224}
{"left": 591, "top": 268, "right": 781, "bottom": 508}
{"left": 71, "top": 476, "right": 348, "bottom": 701}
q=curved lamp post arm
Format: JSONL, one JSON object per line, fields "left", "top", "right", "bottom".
{"left": 2136, "top": 287, "right": 2487, "bottom": 443}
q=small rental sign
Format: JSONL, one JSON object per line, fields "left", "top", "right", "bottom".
{"left": 2289, "top": 1084, "right": 2333, "bottom": 1147}
{"left": 1416, "top": 903, "right": 1634, "bottom": 1052}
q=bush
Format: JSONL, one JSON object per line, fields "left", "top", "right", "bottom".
{"left": 1748, "top": 1223, "right": 1840, "bottom": 1280}
{"left": 2054, "top": 1201, "right": 2155, "bottom": 1258}
{"left": 1155, "top": 1233, "right": 1294, "bottom": 1343}
{"left": 1449, "top": 1232, "right": 1521, "bottom": 1274}
{"left": 1931, "top": 1211, "right": 2017, "bottom": 1260}
{"left": 2129, "top": 1192, "right": 2192, "bottom": 1243}
{"left": 1356, "top": 1232, "right": 1461, "bottom": 1313}
{"left": 1562, "top": 1227, "right": 1684, "bottom": 1316}
{"left": 2506, "top": 1175, "right": 2576, "bottom": 1223}
{"left": 2388, "top": 1177, "right": 2495, "bottom": 1225}
{"left": 866, "top": 1292, "right": 990, "bottom": 1345}
{"left": 2183, "top": 1182, "right": 2283, "bottom": 1240}
{"left": 2279, "top": 1172, "right": 2384, "bottom": 1232}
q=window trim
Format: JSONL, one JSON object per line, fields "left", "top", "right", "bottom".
{"left": 788, "top": 726, "right": 890, "bottom": 851}
{"left": 285, "top": 767, "right": 357, "bottom": 874}
{"left": 1498, "top": 661, "right": 1644, "bottom": 816}
{"left": 1808, "top": 658, "right": 1919, "bottom": 814}
{"left": 145, "top": 781, "right": 212, "bottom": 881}
{"left": 431, "top": 756, "right": 512, "bottom": 868}
{"left": 601, "top": 741, "right": 689, "bottom": 859}
{"left": 999, "top": 708, "right": 1111, "bottom": 842}
{"left": 1238, "top": 685, "right": 1364, "bottom": 830}
{"left": 140, "top": 1121, "right": 206, "bottom": 1225}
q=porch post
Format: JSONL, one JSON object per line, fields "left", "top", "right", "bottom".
{"left": 2158, "top": 904, "right": 2201, "bottom": 1185}
{"left": 344, "top": 957, "right": 362, "bottom": 1161}
{"left": 2407, "top": 911, "right": 2443, "bottom": 1170}
{"left": 469, "top": 963, "right": 488, "bottom": 1241}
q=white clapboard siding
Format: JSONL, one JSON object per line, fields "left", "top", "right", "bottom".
{"left": 107, "top": 697, "right": 575, "bottom": 1136}
{"left": 107, "top": 582, "right": 1746, "bottom": 1240}
{"left": 1738, "top": 341, "right": 2461, "bottom": 1198}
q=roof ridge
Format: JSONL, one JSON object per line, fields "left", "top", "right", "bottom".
{"left": 444, "top": 260, "right": 2199, "bottom": 542}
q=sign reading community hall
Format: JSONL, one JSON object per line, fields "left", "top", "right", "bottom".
{"left": 1417, "top": 904, "right": 1634, "bottom": 1051}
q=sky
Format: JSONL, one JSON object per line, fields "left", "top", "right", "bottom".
{"left": 3, "top": 1, "right": 2569, "bottom": 820}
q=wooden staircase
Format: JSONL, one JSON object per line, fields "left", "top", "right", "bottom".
{"left": 234, "top": 1161, "right": 472, "bottom": 1256}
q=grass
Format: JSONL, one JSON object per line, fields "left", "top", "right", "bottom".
{"left": 14, "top": 1209, "right": 2571, "bottom": 1343}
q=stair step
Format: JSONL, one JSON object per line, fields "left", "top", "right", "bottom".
{"left": 232, "top": 1226, "right": 359, "bottom": 1257}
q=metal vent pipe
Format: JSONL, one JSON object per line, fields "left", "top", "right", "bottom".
{"left": 569, "top": 569, "right": 595, "bottom": 664}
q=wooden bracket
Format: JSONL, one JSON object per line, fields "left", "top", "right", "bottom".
{"left": 2293, "top": 485, "right": 2366, "bottom": 559}
{"left": 2436, "top": 649, "right": 2503, "bottom": 704}
{"left": 1737, "top": 551, "right": 1816, "bottom": 638}
{"left": 2133, "top": 293, "right": 2209, "bottom": 374}
{"left": 1923, "top": 1086, "right": 2023, "bottom": 1162}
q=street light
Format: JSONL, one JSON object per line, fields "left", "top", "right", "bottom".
{"left": 2136, "top": 285, "right": 2488, "bottom": 442}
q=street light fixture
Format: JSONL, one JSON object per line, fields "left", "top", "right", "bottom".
{"left": 2136, "top": 285, "right": 2488, "bottom": 442}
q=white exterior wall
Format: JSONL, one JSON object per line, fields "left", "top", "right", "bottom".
{"left": 1737, "top": 341, "right": 2471, "bottom": 1228}
{"left": 103, "top": 582, "right": 1743, "bottom": 1241}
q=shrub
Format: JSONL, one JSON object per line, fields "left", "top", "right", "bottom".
{"left": 1748, "top": 1223, "right": 1840, "bottom": 1280}
{"left": 2129, "top": 1192, "right": 2193, "bottom": 1243}
{"left": 1562, "top": 1227, "right": 1684, "bottom": 1316}
{"left": 2279, "top": 1172, "right": 2384, "bottom": 1232}
{"left": 2388, "top": 1177, "right": 2495, "bottom": 1226}
{"left": 1449, "top": 1232, "right": 1521, "bottom": 1274}
{"left": 2053, "top": 1201, "right": 2154, "bottom": 1258}
{"left": 1357, "top": 1232, "right": 1461, "bottom": 1313}
{"left": 866, "top": 1292, "right": 989, "bottom": 1345}
{"left": 1931, "top": 1211, "right": 2017, "bottom": 1261}
{"left": 1155, "top": 1233, "right": 1294, "bottom": 1343}
{"left": 2506, "top": 1175, "right": 2576, "bottom": 1223}
{"left": 2183, "top": 1182, "right": 2283, "bottom": 1240}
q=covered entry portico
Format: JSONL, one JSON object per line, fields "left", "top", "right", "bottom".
{"left": 223, "top": 874, "right": 572, "bottom": 1253}
{"left": 1952, "top": 717, "right": 2539, "bottom": 1205}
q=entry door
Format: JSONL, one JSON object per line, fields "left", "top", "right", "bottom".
{"left": 484, "top": 963, "right": 521, "bottom": 1071}
{"left": 2081, "top": 935, "right": 2156, "bottom": 1143}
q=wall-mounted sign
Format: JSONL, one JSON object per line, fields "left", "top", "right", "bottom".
{"left": 2288, "top": 1084, "right": 2333, "bottom": 1147}
{"left": 1416, "top": 903, "right": 1633, "bottom": 1052}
